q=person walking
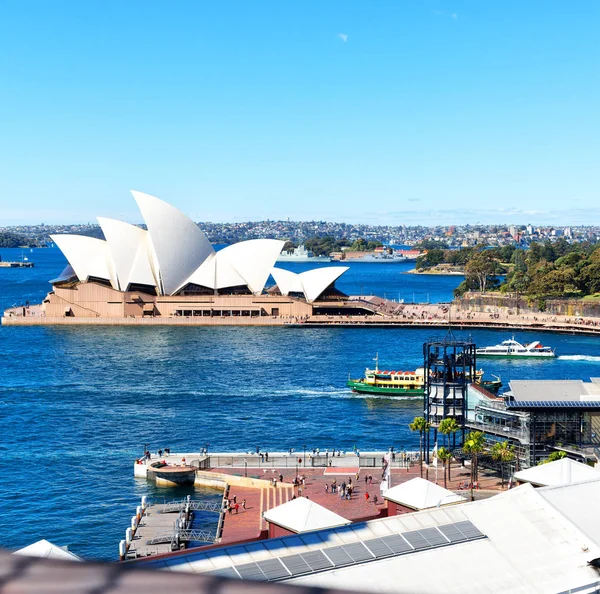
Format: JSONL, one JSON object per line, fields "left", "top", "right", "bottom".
{"left": 325, "top": 484, "right": 329, "bottom": 493}
{"left": 242, "top": 499, "right": 246, "bottom": 510}
{"left": 365, "top": 492, "right": 370, "bottom": 502}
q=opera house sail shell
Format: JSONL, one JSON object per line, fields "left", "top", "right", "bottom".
{"left": 17, "top": 190, "right": 356, "bottom": 324}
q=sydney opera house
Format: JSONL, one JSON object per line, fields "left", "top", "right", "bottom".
{"left": 3, "top": 191, "right": 376, "bottom": 325}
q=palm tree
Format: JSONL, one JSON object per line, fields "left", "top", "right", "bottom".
{"left": 463, "top": 431, "right": 485, "bottom": 501}
{"left": 491, "top": 441, "right": 515, "bottom": 488}
{"left": 538, "top": 451, "right": 567, "bottom": 465}
{"left": 437, "top": 447, "right": 452, "bottom": 489}
{"left": 438, "top": 417, "right": 459, "bottom": 480}
{"left": 409, "top": 416, "right": 430, "bottom": 478}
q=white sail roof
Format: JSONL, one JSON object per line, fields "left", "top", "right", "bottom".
{"left": 97, "top": 217, "right": 156, "bottom": 291}
{"left": 272, "top": 266, "right": 348, "bottom": 301}
{"left": 181, "top": 240, "right": 284, "bottom": 293}
{"left": 299, "top": 267, "right": 348, "bottom": 301}
{"left": 131, "top": 190, "right": 214, "bottom": 295}
{"left": 271, "top": 267, "right": 303, "bottom": 295}
{"left": 50, "top": 235, "right": 117, "bottom": 289}
{"left": 50, "top": 192, "right": 349, "bottom": 299}
{"left": 182, "top": 251, "right": 247, "bottom": 290}
{"left": 217, "top": 239, "right": 285, "bottom": 294}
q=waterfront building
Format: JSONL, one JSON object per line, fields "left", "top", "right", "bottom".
{"left": 466, "top": 378, "right": 600, "bottom": 466}
{"left": 136, "top": 479, "right": 600, "bottom": 594}
{"left": 3, "top": 191, "right": 362, "bottom": 324}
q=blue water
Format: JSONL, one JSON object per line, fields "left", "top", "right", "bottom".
{"left": 1, "top": 247, "right": 600, "bottom": 560}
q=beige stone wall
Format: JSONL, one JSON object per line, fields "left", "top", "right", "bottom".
{"left": 40, "top": 282, "right": 313, "bottom": 320}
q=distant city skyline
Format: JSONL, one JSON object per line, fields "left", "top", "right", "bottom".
{"left": 1, "top": 1, "right": 599, "bottom": 226}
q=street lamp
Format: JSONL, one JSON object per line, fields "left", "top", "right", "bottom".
{"left": 303, "top": 444, "right": 306, "bottom": 467}
{"left": 244, "top": 461, "right": 248, "bottom": 478}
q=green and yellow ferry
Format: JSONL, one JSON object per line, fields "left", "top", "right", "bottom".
{"left": 347, "top": 355, "right": 501, "bottom": 396}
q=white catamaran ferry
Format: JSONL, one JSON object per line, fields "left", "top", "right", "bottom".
{"left": 476, "top": 338, "right": 556, "bottom": 358}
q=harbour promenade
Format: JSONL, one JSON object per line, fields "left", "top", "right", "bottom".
{"left": 4, "top": 298, "right": 600, "bottom": 334}
{"left": 127, "top": 450, "right": 504, "bottom": 561}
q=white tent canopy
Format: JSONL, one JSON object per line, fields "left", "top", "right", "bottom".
{"left": 383, "top": 477, "right": 466, "bottom": 510}
{"left": 263, "top": 497, "right": 351, "bottom": 533}
{"left": 513, "top": 457, "right": 600, "bottom": 487}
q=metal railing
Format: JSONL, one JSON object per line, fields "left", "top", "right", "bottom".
{"left": 160, "top": 499, "right": 223, "bottom": 514}
{"left": 147, "top": 529, "right": 216, "bottom": 546}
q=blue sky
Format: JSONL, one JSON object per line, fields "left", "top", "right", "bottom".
{"left": 1, "top": 1, "right": 599, "bottom": 226}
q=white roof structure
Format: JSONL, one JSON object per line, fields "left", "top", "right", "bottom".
{"left": 50, "top": 235, "right": 117, "bottom": 289}
{"left": 383, "top": 477, "right": 466, "bottom": 510}
{"left": 513, "top": 457, "right": 600, "bottom": 487}
{"left": 14, "top": 539, "right": 82, "bottom": 562}
{"left": 131, "top": 191, "right": 214, "bottom": 295}
{"left": 97, "top": 217, "right": 157, "bottom": 291}
{"left": 50, "top": 191, "right": 348, "bottom": 300}
{"left": 183, "top": 239, "right": 285, "bottom": 295}
{"left": 537, "top": 477, "right": 600, "bottom": 546}
{"left": 140, "top": 482, "right": 600, "bottom": 594}
{"left": 263, "top": 497, "right": 351, "bottom": 534}
{"left": 271, "top": 266, "right": 349, "bottom": 302}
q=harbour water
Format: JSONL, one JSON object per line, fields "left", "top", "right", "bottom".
{"left": 1, "top": 247, "right": 600, "bottom": 559}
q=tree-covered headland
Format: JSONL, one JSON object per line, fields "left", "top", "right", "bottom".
{"left": 447, "top": 239, "right": 600, "bottom": 300}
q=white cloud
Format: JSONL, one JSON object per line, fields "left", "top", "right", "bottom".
{"left": 338, "top": 33, "right": 348, "bottom": 42}
{"left": 451, "top": 13, "right": 458, "bottom": 19}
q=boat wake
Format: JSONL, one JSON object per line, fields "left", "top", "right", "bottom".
{"left": 558, "top": 355, "right": 600, "bottom": 362}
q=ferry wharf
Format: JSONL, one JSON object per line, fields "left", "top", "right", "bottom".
{"left": 124, "top": 450, "right": 504, "bottom": 561}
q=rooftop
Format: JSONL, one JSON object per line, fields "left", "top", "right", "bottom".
{"left": 513, "top": 457, "right": 600, "bottom": 487}
{"left": 263, "top": 497, "right": 351, "bottom": 534}
{"left": 138, "top": 482, "right": 600, "bottom": 594}
{"left": 383, "top": 477, "right": 466, "bottom": 510}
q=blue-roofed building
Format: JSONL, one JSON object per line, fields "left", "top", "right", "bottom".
{"left": 465, "top": 378, "right": 600, "bottom": 467}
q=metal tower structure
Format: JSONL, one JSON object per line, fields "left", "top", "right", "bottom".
{"left": 423, "top": 331, "right": 477, "bottom": 461}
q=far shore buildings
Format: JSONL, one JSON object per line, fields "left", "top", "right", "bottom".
{"left": 3, "top": 191, "right": 380, "bottom": 324}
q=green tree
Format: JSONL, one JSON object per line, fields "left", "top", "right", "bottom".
{"left": 437, "top": 447, "right": 452, "bottom": 489}
{"left": 438, "top": 418, "right": 460, "bottom": 480}
{"left": 409, "top": 416, "right": 430, "bottom": 478}
{"left": 465, "top": 250, "right": 499, "bottom": 293}
{"left": 416, "top": 239, "right": 449, "bottom": 251}
{"left": 538, "top": 451, "right": 567, "bottom": 465}
{"left": 491, "top": 441, "right": 515, "bottom": 488}
{"left": 462, "top": 431, "right": 486, "bottom": 501}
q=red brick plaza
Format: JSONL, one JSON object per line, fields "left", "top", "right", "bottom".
{"left": 216, "top": 462, "right": 503, "bottom": 545}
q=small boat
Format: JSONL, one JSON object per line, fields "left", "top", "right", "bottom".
{"left": 476, "top": 337, "right": 556, "bottom": 358}
{"left": 347, "top": 354, "right": 501, "bottom": 396}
